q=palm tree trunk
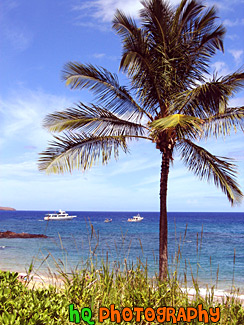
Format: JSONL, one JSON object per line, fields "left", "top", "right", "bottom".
{"left": 159, "top": 150, "right": 170, "bottom": 281}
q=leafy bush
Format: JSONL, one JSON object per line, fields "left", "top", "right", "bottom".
{"left": 0, "top": 270, "right": 69, "bottom": 324}
{"left": 0, "top": 265, "right": 243, "bottom": 324}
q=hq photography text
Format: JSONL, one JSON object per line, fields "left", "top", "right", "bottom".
{"left": 69, "top": 303, "right": 220, "bottom": 324}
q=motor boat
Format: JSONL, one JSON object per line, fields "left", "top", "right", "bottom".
{"left": 44, "top": 210, "right": 77, "bottom": 220}
{"left": 127, "top": 214, "right": 143, "bottom": 222}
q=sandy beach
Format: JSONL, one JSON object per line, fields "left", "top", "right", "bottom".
{"left": 181, "top": 287, "right": 244, "bottom": 306}
{"left": 9, "top": 268, "right": 243, "bottom": 306}
{"left": 17, "top": 272, "right": 64, "bottom": 290}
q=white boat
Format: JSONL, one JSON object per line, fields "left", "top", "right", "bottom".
{"left": 44, "top": 210, "right": 77, "bottom": 221}
{"left": 104, "top": 218, "right": 112, "bottom": 223}
{"left": 127, "top": 214, "right": 143, "bottom": 222}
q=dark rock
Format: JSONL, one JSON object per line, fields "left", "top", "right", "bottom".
{"left": 0, "top": 231, "right": 48, "bottom": 238}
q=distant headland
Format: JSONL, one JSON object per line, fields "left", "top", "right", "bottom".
{"left": 0, "top": 207, "right": 16, "bottom": 211}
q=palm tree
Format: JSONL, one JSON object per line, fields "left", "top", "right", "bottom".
{"left": 39, "top": 0, "right": 244, "bottom": 281}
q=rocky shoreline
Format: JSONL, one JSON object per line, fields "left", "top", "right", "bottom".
{"left": 0, "top": 231, "right": 47, "bottom": 239}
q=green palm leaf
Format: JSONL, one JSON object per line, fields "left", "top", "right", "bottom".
{"left": 62, "top": 63, "right": 151, "bottom": 120}
{"left": 38, "top": 132, "right": 128, "bottom": 174}
{"left": 43, "top": 102, "right": 148, "bottom": 137}
{"left": 151, "top": 114, "right": 203, "bottom": 139}
{"left": 170, "top": 2, "right": 225, "bottom": 85}
{"left": 113, "top": 9, "right": 167, "bottom": 114}
{"left": 140, "top": 0, "right": 172, "bottom": 53}
{"left": 178, "top": 139, "right": 243, "bottom": 205}
{"left": 173, "top": 0, "right": 204, "bottom": 39}
{"left": 203, "top": 106, "right": 244, "bottom": 137}
{"left": 174, "top": 71, "right": 244, "bottom": 118}
{"left": 112, "top": 10, "right": 140, "bottom": 43}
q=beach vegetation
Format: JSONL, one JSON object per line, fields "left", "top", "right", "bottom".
{"left": 0, "top": 270, "right": 69, "bottom": 324}
{"left": 0, "top": 264, "right": 244, "bottom": 324}
{"left": 39, "top": 0, "right": 244, "bottom": 281}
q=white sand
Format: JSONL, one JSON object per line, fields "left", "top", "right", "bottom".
{"left": 1, "top": 267, "right": 243, "bottom": 305}
{"left": 181, "top": 287, "right": 244, "bottom": 305}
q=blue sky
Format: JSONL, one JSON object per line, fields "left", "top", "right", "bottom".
{"left": 0, "top": 0, "right": 243, "bottom": 212}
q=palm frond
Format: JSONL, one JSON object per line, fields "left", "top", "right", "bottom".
{"left": 62, "top": 63, "right": 150, "bottom": 120}
{"left": 186, "top": 5, "right": 225, "bottom": 53}
{"left": 219, "top": 70, "right": 244, "bottom": 93}
{"left": 172, "top": 2, "right": 225, "bottom": 84}
{"left": 198, "top": 24, "right": 225, "bottom": 54}
{"left": 178, "top": 139, "right": 243, "bottom": 205}
{"left": 203, "top": 106, "right": 244, "bottom": 137}
{"left": 140, "top": 0, "right": 173, "bottom": 53}
{"left": 173, "top": 71, "right": 244, "bottom": 118}
{"left": 112, "top": 10, "right": 139, "bottom": 43}
{"left": 43, "top": 102, "right": 148, "bottom": 137}
{"left": 113, "top": 8, "right": 166, "bottom": 114}
{"left": 151, "top": 114, "right": 203, "bottom": 139}
{"left": 38, "top": 132, "right": 128, "bottom": 174}
{"left": 175, "top": 0, "right": 204, "bottom": 38}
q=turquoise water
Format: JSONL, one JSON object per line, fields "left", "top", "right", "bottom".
{"left": 0, "top": 211, "right": 243, "bottom": 291}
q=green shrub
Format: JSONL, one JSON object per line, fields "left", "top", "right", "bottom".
{"left": 0, "top": 270, "right": 69, "bottom": 324}
{"left": 1, "top": 264, "right": 243, "bottom": 324}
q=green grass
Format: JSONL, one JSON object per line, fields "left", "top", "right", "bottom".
{"left": 0, "top": 260, "right": 243, "bottom": 324}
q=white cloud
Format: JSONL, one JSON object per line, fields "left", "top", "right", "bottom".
{"left": 211, "top": 61, "right": 230, "bottom": 76}
{"left": 73, "top": 0, "right": 181, "bottom": 23}
{"left": 92, "top": 53, "right": 106, "bottom": 58}
{"left": 229, "top": 96, "right": 244, "bottom": 107}
{"left": 135, "top": 175, "right": 159, "bottom": 187}
{"left": 0, "top": 88, "right": 72, "bottom": 149}
{"left": 0, "top": 159, "right": 158, "bottom": 211}
{"left": 0, "top": 161, "right": 38, "bottom": 179}
{"left": 223, "top": 18, "right": 244, "bottom": 27}
{"left": 110, "top": 157, "right": 159, "bottom": 176}
{"left": 89, "top": 53, "right": 120, "bottom": 62}
{"left": 73, "top": 20, "right": 110, "bottom": 32}
{"left": 0, "top": 0, "right": 19, "bottom": 17}
{"left": 73, "top": 0, "right": 143, "bottom": 22}
{"left": 206, "top": 1, "right": 232, "bottom": 11}
{"left": 4, "top": 27, "right": 32, "bottom": 51}
{"left": 1, "top": 1, "right": 32, "bottom": 52}
{"left": 228, "top": 49, "right": 243, "bottom": 64}
{"left": 226, "top": 34, "right": 239, "bottom": 41}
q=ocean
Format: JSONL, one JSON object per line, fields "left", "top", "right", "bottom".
{"left": 0, "top": 211, "right": 243, "bottom": 292}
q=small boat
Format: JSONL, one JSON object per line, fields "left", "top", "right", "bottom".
{"left": 44, "top": 210, "right": 77, "bottom": 221}
{"left": 127, "top": 214, "right": 143, "bottom": 222}
{"left": 104, "top": 218, "right": 112, "bottom": 223}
